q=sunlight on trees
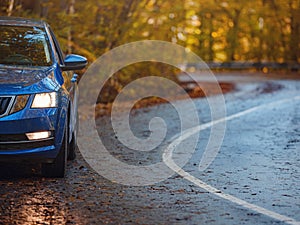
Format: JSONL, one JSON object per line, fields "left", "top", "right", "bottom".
{"left": 1, "top": 0, "right": 299, "bottom": 63}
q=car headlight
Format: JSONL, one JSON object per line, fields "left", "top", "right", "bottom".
{"left": 31, "top": 92, "right": 58, "bottom": 108}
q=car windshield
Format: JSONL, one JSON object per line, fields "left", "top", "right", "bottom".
{"left": 0, "top": 25, "right": 52, "bottom": 67}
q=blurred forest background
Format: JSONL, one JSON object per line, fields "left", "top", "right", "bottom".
{"left": 1, "top": 0, "right": 299, "bottom": 63}
{"left": 1, "top": 0, "right": 299, "bottom": 104}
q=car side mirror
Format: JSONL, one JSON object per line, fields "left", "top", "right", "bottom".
{"left": 61, "top": 54, "right": 88, "bottom": 71}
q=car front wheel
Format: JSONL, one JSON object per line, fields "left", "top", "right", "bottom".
{"left": 42, "top": 125, "right": 67, "bottom": 178}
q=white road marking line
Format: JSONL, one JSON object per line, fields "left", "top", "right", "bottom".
{"left": 163, "top": 96, "right": 300, "bottom": 225}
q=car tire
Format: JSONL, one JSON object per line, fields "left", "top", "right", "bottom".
{"left": 42, "top": 125, "right": 67, "bottom": 178}
{"left": 68, "top": 132, "right": 77, "bottom": 160}
{"left": 68, "top": 112, "right": 78, "bottom": 160}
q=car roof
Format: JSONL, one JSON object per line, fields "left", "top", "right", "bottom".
{"left": 0, "top": 16, "right": 46, "bottom": 28}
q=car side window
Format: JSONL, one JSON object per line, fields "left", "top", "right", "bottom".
{"left": 48, "top": 27, "right": 65, "bottom": 66}
{"left": 47, "top": 27, "right": 73, "bottom": 88}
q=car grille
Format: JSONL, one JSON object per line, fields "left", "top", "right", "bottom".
{"left": 0, "top": 139, "right": 54, "bottom": 151}
{"left": 0, "top": 134, "right": 28, "bottom": 142}
{"left": 0, "top": 96, "right": 14, "bottom": 117}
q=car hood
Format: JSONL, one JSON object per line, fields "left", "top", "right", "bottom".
{"left": 0, "top": 66, "right": 60, "bottom": 94}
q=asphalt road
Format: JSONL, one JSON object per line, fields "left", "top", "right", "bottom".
{"left": 0, "top": 72, "right": 299, "bottom": 224}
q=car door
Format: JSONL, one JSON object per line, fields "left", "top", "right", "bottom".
{"left": 47, "top": 26, "right": 78, "bottom": 143}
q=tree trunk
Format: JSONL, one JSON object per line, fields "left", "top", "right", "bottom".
{"left": 21, "top": 0, "right": 41, "bottom": 15}
{"left": 106, "top": 0, "right": 137, "bottom": 50}
{"left": 67, "top": 0, "right": 75, "bottom": 54}
{"left": 226, "top": 9, "right": 241, "bottom": 61}
{"left": 290, "top": 6, "right": 300, "bottom": 62}
{"left": 208, "top": 14, "right": 214, "bottom": 61}
{"left": 7, "top": 0, "right": 14, "bottom": 16}
{"left": 40, "top": 0, "right": 49, "bottom": 18}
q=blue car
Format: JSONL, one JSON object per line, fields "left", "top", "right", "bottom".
{"left": 0, "top": 17, "right": 87, "bottom": 177}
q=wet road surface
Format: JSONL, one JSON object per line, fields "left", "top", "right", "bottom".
{"left": 0, "top": 72, "right": 299, "bottom": 224}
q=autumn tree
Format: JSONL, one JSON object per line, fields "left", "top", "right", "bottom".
{"left": 1, "top": 0, "right": 299, "bottom": 63}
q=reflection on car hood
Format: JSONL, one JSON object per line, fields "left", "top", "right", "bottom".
{"left": 0, "top": 66, "right": 52, "bottom": 87}
{"left": 0, "top": 66, "right": 60, "bottom": 94}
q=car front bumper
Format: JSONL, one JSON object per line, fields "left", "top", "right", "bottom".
{"left": 0, "top": 108, "right": 63, "bottom": 163}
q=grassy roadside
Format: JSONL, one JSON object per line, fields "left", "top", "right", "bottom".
{"left": 94, "top": 81, "right": 235, "bottom": 118}
{"left": 79, "top": 70, "right": 299, "bottom": 119}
